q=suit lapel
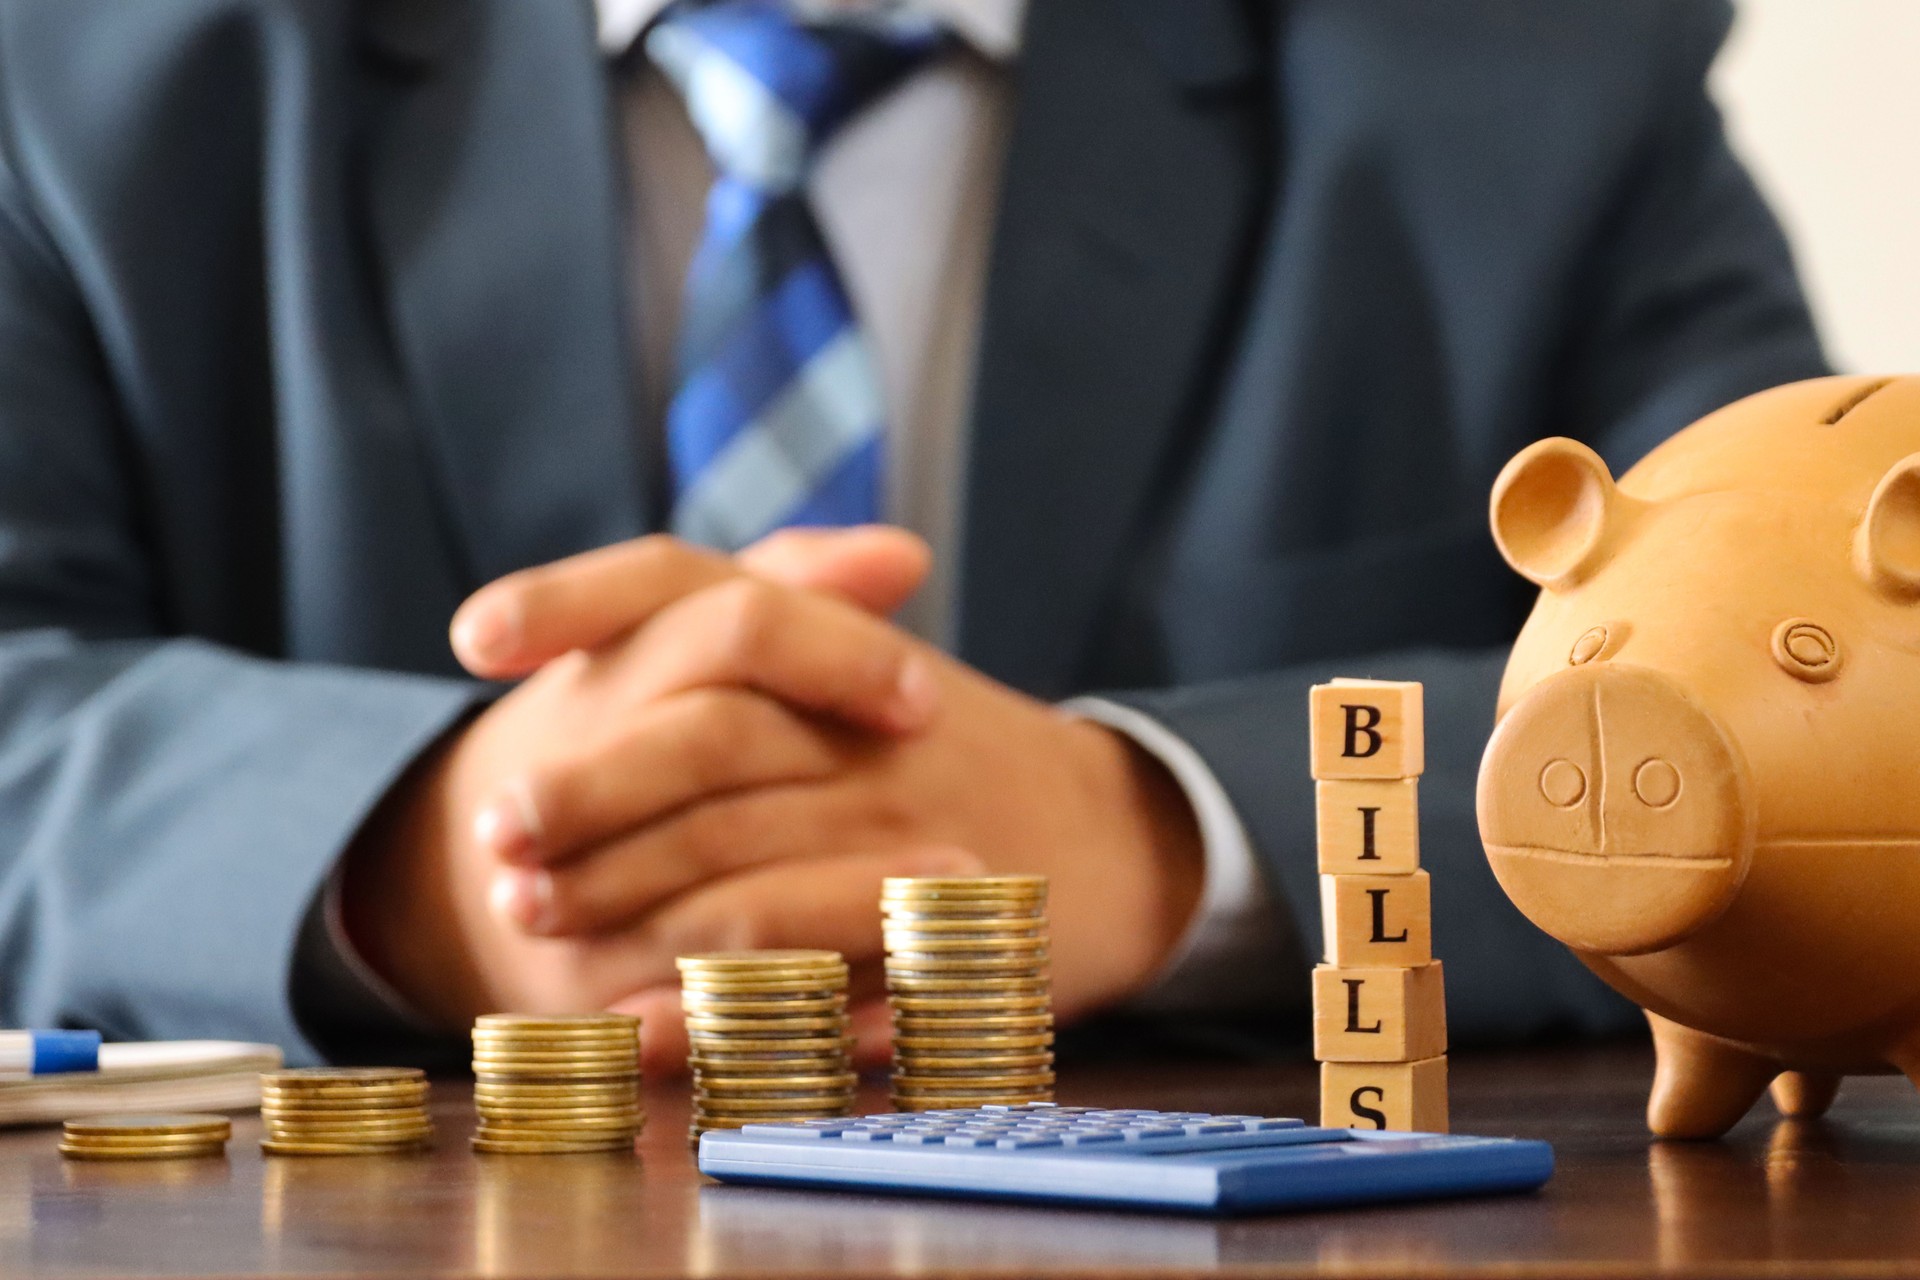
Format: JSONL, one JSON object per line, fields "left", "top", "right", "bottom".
{"left": 958, "top": 0, "right": 1273, "bottom": 695}
{"left": 359, "top": 0, "right": 651, "bottom": 590}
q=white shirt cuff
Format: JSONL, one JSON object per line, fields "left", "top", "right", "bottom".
{"left": 1063, "top": 696, "right": 1295, "bottom": 1013}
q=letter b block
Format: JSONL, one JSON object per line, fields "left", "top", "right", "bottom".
{"left": 1316, "top": 779, "right": 1419, "bottom": 875}
{"left": 1321, "top": 871, "right": 1431, "bottom": 966}
{"left": 1312, "top": 962, "right": 1447, "bottom": 1063}
{"left": 1309, "top": 680, "right": 1424, "bottom": 780}
{"left": 1320, "top": 1058, "right": 1448, "bottom": 1133}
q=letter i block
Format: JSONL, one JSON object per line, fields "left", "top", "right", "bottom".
{"left": 1321, "top": 871, "right": 1432, "bottom": 966}
{"left": 1312, "top": 962, "right": 1447, "bottom": 1063}
{"left": 1309, "top": 680, "right": 1424, "bottom": 780}
{"left": 1316, "top": 779, "right": 1419, "bottom": 875}
{"left": 1320, "top": 1058, "right": 1448, "bottom": 1133}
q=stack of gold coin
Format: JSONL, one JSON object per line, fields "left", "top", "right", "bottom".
{"left": 678, "top": 951, "right": 856, "bottom": 1143}
{"left": 470, "top": 1013, "right": 643, "bottom": 1154}
{"left": 59, "top": 1114, "right": 231, "bottom": 1161}
{"left": 259, "top": 1068, "right": 432, "bottom": 1155}
{"left": 883, "top": 876, "right": 1055, "bottom": 1111}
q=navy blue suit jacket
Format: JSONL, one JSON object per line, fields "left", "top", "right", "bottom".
{"left": 0, "top": 0, "right": 1825, "bottom": 1057}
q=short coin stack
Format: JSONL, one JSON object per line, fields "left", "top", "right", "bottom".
{"left": 259, "top": 1067, "right": 433, "bottom": 1155}
{"left": 882, "top": 875, "right": 1055, "bottom": 1111}
{"left": 59, "top": 1114, "right": 231, "bottom": 1161}
{"left": 1309, "top": 679, "right": 1448, "bottom": 1134}
{"left": 470, "top": 1013, "right": 644, "bottom": 1155}
{"left": 678, "top": 951, "right": 856, "bottom": 1144}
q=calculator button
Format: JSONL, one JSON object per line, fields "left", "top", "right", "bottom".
{"left": 1183, "top": 1121, "right": 1246, "bottom": 1135}
{"left": 742, "top": 1123, "right": 847, "bottom": 1138}
{"left": 1251, "top": 1118, "right": 1303, "bottom": 1131}
{"left": 891, "top": 1132, "right": 946, "bottom": 1145}
{"left": 1120, "top": 1126, "right": 1186, "bottom": 1141}
{"left": 1061, "top": 1131, "right": 1123, "bottom": 1146}
{"left": 996, "top": 1134, "right": 1063, "bottom": 1149}
{"left": 938, "top": 1135, "right": 998, "bottom": 1148}
{"left": 840, "top": 1129, "right": 895, "bottom": 1142}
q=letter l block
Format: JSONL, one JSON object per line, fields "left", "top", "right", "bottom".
{"left": 1321, "top": 870, "right": 1432, "bottom": 966}
{"left": 1312, "top": 962, "right": 1447, "bottom": 1063}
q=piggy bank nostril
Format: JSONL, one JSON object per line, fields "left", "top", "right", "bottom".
{"left": 1634, "top": 758, "right": 1682, "bottom": 808}
{"left": 1539, "top": 759, "right": 1588, "bottom": 808}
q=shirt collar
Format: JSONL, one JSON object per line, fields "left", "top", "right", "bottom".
{"left": 596, "top": 0, "right": 1024, "bottom": 62}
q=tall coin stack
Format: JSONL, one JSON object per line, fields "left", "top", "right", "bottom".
{"left": 678, "top": 951, "right": 856, "bottom": 1144}
{"left": 470, "top": 1014, "right": 645, "bottom": 1155}
{"left": 1309, "top": 679, "right": 1448, "bottom": 1134}
{"left": 882, "top": 875, "right": 1055, "bottom": 1112}
{"left": 259, "top": 1068, "right": 433, "bottom": 1155}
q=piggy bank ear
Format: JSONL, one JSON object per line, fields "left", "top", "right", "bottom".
{"left": 1490, "top": 438, "right": 1622, "bottom": 590}
{"left": 1857, "top": 452, "right": 1920, "bottom": 599}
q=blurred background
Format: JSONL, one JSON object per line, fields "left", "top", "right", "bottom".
{"left": 1717, "top": 0, "right": 1920, "bottom": 371}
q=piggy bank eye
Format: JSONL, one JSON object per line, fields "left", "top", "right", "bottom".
{"left": 1772, "top": 619, "right": 1840, "bottom": 683}
{"left": 1568, "top": 622, "right": 1629, "bottom": 666}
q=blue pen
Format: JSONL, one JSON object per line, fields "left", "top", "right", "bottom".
{"left": 0, "top": 1030, "right": 102, "bottom": 1075}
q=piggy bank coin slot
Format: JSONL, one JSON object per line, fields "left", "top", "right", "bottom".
{"left": 1770, "top": 619, "right": 1840, "bottom": 683}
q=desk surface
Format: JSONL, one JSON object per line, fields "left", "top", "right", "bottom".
{"left": 3, "top": 1044, "right": 1919, "bottom": 1279}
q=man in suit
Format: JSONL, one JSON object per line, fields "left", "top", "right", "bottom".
{"left": 0, "top": 0, "right": 1824, "bottom": 1067}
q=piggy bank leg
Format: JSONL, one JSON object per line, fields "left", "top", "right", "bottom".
{"left": 1769, "top": 1071, "right": 1842, "bottom": 1120}
{"left": 1645, "top": 1011, "right": 1778, "bottom": 1140}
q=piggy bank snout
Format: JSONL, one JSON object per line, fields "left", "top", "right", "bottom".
{"left": 1478, "top": 664, "right": 1755, "bottom": 956}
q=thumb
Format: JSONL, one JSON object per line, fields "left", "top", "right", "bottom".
{"left": 738, "top": 525, "right": 931, "bottom": 617}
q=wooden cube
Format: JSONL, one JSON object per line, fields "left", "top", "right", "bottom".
{"left": 1316, "top": 779, "right": 1420, "bottom": 875}
{"left": 1320, "top": 1057, "right": 1449, "bottom": 1133}
{"left": 1312, "top": 962, "right": 1447, "bottom": 1063}
{"left": 1321, "top": 871, "right": 1432, "bottom": 967}
{"left": 1309, "top": 680, "right": 1424, "bottom": 780}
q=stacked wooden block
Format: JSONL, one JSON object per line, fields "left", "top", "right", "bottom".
{"left": 1310, "top": 679, "right": 1448, "bottom": 1134}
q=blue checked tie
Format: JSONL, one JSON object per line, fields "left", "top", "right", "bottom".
{"left": 646, "top": 1, "right": 946, "bottom": 551}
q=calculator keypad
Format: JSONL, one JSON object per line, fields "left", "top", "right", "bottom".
{"left": 741, "top": 1104, "right": 1305, "bottom": 1150}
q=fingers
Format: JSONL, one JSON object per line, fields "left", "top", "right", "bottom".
{"left": 452, "top": 536, "right": 734, "bottom": 679}
{"left": 450, "top": 527, "right": 931, "bottom": 680}
{"left": 610, "top": 573, "right": 941, "bottom": 736}
{"left": 736, "top": 525, "right": 931, "bottom": 616}
{"left": 473, "top": 688, "right": 854, "bottom": 867}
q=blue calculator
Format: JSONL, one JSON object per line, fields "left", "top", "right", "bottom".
{"left": 697, "top": 1104, "right": 1553, "bottom": 1215}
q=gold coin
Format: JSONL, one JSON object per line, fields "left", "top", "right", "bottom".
{"left": 58, "top": 1134, "right": 231, "bottom": 1153}
{"left": 892, "top": 1013, "right": 1052, "bottom": 1031}
{"left": 679, "top": 977, "right": 849, "bottom": 998}
{"left": 471, "top": 1135, "right": 635, "bottom": 1155}
{"left": 472, "top": 1021, "right": 638, "bottom": 1036}
{"left": 883, "top": 957, "right": 1048, "bottom": 976}
{"left": 260, "top": 1089, "right": 430, "bottom": 1110}
{"left": 60, "top": 1143, "right": 227, "bottom": 1161}
{"left": 894, "top": 1075, "right": 1055, "bottom": 1094}
{"left": 695, "top": 1072, "right": 857, "bottom": 1094}
{"left": 262, "top": 1067, "right": 424, "bottom": 1087}
{"left": 683, "top": 997, "right": 848, "bottom": 1013}
{"left": 471, "top": 1056, "right": 639, "bottom": 1071}
{"left": 266, "top": 1118, "right": 435, "bottom": 1138}
{"left": 677, "top": 949, "right": 843, "bottom": 970}
{"left": 473, "top": 1092, "right": 639, "bottom": 1110}
{"left": 694, "top": 1096, "right": 857, "bottom": 1117}
{"left": 260, "top": 1138, "right": 431, "bottom": 1156}
{"left": 878, "top": 911, "right": 1045, "bottom": 930}
{"left": 476, "top": 1121, "right": 641, "bottom": 1140}
{"left": 891, "top": 1033, "right": 1053, "bottom": 1051}
{"left": 687, "top": 1058, "right": 850, "bottom": 1077}
{"left": 265, "top": 1116, "right": 433, "bottom": 1132}
{"left": 682, "top": 1014, "right": 846, "bottom": 1035}
{"left": 63, "top": 1114, "right": 233, "bottom": 1138}
{"left": 881, "top": 875, "right": 1046, "bottom": 894}
{"left": 888, "top": 994, "right": 1051, "bottom": 1012}
{"left": 685, "top": 1031, "right": 854, "bottom": 1051}
{"left": 892, "top": 1052, "right": 1053, "bottom": 1070}
{"left": 882, "top": 934, "right": 1049, "bottom": 955}
{"left": 890, "top": 1097, "right": 1049, "bottom": 1113}
{"left": 261, "top": 1103, "right": 428, "bottom": 1121}
{"left": 474, "top": 1013, "right": 639, "bottom": 1031}
{"left": 883, "top": 974, "right": 1049, "bottom": 992}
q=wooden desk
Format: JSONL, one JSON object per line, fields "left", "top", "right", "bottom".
{"left": 3, "top": 1044, "right": 1919, "bottom": 1278}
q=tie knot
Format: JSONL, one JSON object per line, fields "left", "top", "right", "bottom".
{"left": 647, "top": 0, "right": 947, "bottom": 193}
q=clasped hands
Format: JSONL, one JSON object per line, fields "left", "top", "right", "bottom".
{"left": 343, "top": 527, "right": 1202, "bottom": 1073}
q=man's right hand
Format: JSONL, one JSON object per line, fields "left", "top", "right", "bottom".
{"left": 337, "top": 528, "right": 964, "bottom": 1034}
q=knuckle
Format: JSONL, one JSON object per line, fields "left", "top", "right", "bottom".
{"left": 708, "top": 577, "right": 782, "bottom": 664}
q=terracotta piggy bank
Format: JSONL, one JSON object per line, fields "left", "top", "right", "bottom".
{"left": 1477, "top": 375, "right": 1920, "bottom": 1139}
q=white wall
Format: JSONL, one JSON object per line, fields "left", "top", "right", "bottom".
{"left": 1714, "top": 1, "right": 1920, "bottom": 372}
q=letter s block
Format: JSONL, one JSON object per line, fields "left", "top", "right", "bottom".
{"left": 1312, "top": 962, "right": 1447, "bottom": 1063}
{"left": 1320, "top": 871, "right": 1432, "bottom": 966}
{"left": 1320, "top": 1057, "right": 1449, "bottom": 1133}
{"left": 1309, "top": 680, "right": 1424, "bottom": 780}
{"left": 1316, "top": 779, "right": 1420, "bottom": 875}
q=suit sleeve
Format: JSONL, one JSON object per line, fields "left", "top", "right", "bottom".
{"left": 0, "top": 120, "right": 484, "bottom": 1059}
{"left": 1099, "top": 0, "right": 1827, "bottom": 1048}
